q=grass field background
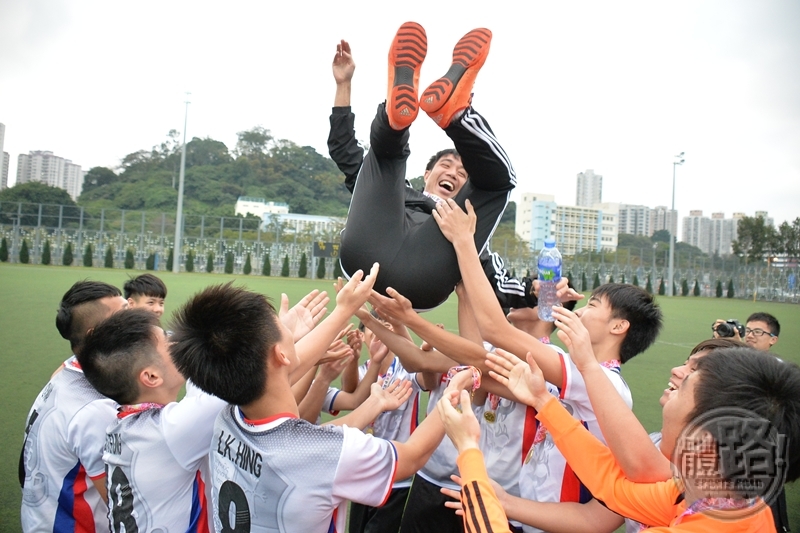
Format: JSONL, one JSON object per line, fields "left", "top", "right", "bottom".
{"left": 1, "top": 263, "right": 798, "bottom": 531}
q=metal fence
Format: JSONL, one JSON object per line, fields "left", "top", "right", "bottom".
{"left": 1, "top": 201, "right": 797, "bottom": 302}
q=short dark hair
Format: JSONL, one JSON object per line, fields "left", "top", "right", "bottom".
{"left": 689, "top": 337, "right": 744, "bottom": 355}
{"left": 80, "top": 309, "right": 162, "bottom": 405}
{"left": 591, "top": 283, "right": 663, "bottom": 363}
{"left": 124, "top": 274, "right": 167, "bottom": 300}
{"left": 747, "top": 312, "right": 780, "bottom": 336}
{"left": 169, "top": 283, "right": 282, "bottom": 406}
{"left": 55, "top": 281, "right": 122, "bottom": 355}
{"left": 425, "top": 149, "right": 461, "bottom": 172}
{"left": 692, "top": 348, "right": 800, "bottom": 484}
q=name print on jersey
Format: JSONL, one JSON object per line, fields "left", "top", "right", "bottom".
{"left": 105, "top": 433, "right": 122, "bottom": 455}
{"left": 217, "top": 430, "right": 263, "bottom": 477}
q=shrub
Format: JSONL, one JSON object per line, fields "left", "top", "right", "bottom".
{"left": 592, "top": 272, "right": 601, "bottom": 289}
{"left": 19, "top": 239, "right": 30, "bottom": 264}
{"left": 715, "top": 280, "right": 723, "bottom": 298}
{"left": 124, "top": 248, "right": 135, "bottom": 269}
{"left": 333, "top": 258, "right": 343, "bottom": 279}
{"left": 83, "top": 243, "right": 93, "bottom": 267}
{"left": 316, "top": 257, "right": 326, "bottom": 279}
{"left": 658, "top": 278, "right": 665, "bottom": 295}
{"left": 224, "top": 252, "right": 234, "bottom": 274}
{"left": 185, "top": 250, "right": 195, "bottom": 273}
{"left": 645, "top": 275, "right": 653, "bottom": 294}
{"left": 62, "top": 242, "right": 74, "bottom": 266}
{"left": 726, "top": 279, "right": 735, "bottom": 298}
{"left": 0, "top": 238, "right": 8, "bottom": 262}
{"left": 261, "top": 253, "right": 270, "bottom": 276}
{"left": 145, "top": 253, "right": 155, "bottom": 270}
{"left": 166, "top": 248, "right": 174, "bottom": 271}
{"left": 281, "top": 255, "right": 290, "bottom": 277}
{"left": 298, "top": 253, "right": 307, "bottom": 278}
{"left": 105, "top": 246, "right": 114, "bottom": 268}
{"left": 681, "top": 279, "right": 689, "bottom": 296}
{"left": 42, "top": 240, "right": 52, "bottom": 265}
{"left": 693, "top": 279, "right": 700, "bottom": 296}
{"left": 243, "top": 253, "right": 252, "bottom": 275}
{"left": 206, "top": 252, "right": 214, "bottom": 273}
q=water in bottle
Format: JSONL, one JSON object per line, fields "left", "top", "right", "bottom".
{"left": 537, "top": 238, "right": 562, "bottom": 322}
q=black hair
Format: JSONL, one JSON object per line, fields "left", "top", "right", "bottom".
{"left": 124, "top": 273, "right": 167, "bottom": 300}
{"left": 425, "top": 149, "right": 461, "bottom": 172}
{"left": 746, "top": 312, "right": 780, "bottom": 337}
{"left": 169, "top": 283, "right": 282, "bottom": 406}
{"left": 691, "top": 348, "right": 800, "bottom": 484}
{"left": 591, "top": 283, "right": 663, "bottom": 363}
{"left": 79, "top": 309, "right": 162, "bottom": 405}
{"left": 55, "top": 280, "right": 122, "bottom": 355}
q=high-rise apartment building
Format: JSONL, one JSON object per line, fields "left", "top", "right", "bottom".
{"left": 16, "top": 150, "right": 85, "bottom": 200}
{"left": 682, "top": 210, "right": 713, "bottom": 253}
{"left": 618, "top": 204, "right": 652, "bottom": 237}
{"left": 651, "top": 205, "right": 678, "bottom": 237}
{"left": 0, "top": 123, "right": 8, "bottom": 190}
{"left": 576, "top": 169, "right": 602, "bottom": 207}
{"left": 516, "top": 192, "right": 618, "bottom": 255}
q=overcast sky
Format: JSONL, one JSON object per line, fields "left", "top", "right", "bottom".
{"left": 1, "top": 0, "right": 799, "bottom": 229}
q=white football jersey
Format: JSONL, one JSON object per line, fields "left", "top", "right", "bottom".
{"left": 102, "top": 382, "right": 225, "bottom": 533}
{"left": 519, "top": 352, "right": 632, "bottom": 533}
{"left": 209, "top": 406, "right": 397, "bottom": 533}
{"left": 20, "top": 357, "right": 116, "bottom": 533}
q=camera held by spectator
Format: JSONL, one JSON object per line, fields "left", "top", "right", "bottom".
{"left": 712, "top": 319, "right": 745, "bottom": 339}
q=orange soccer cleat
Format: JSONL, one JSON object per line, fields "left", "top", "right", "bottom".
{"left": 386, "top": 22, "right": 428, "bottom": 130}
{"left": 420, "top": 28, "right": 492, "bottom": 128}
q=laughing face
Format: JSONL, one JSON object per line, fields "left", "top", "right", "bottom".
{"left": 423, "top": 154, "right": 467, "bottom": 200}
{"left": 660, "top": 350, "right": 709, "bottom": 407}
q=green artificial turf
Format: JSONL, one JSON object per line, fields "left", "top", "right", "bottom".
{"left": 1, "top": 263, "right": 797, "bottom": 531}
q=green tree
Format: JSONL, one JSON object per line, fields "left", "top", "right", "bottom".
{"left": 632, "top": 274, "right": 639, "bottom": 287}
{"left": 185, "top": 250, "right": 195, "bottom": 273}
{"left": 658, "top": 278, "right": 665, "bottom": 295}
{"left": 105, "top": 246, "right": 114, "bottom": 268}
{"left": 645, "top": 274, "right": 653, "bottom": 294}
{"left": 732, "top": 215, "right": 777, "bottom": 263}
{"left": 224, "top": 252, "right": 234, "bottom": 274}
{"left": 581, "top": 272, "right": 588, "bottom": 292}
{"left": 42, "top": 240, "right": 52, "bottom": 265}
{"left": 243, "top": 253, "right": 252, "bottom": 275}
{"left": 681, "top": 279, "right": 689, "bottom": 296}
{"left": 693, "top": 279, "right": 700, "bottom": 296}
{"left": 19, "top": 239, "right": 30, "bottom": 264}
{"left": 592, "top": 272, "right": 601, "bottom": 289}
{"left": 124, "top": 248, "right": 135, "bottom": 269}
{"left": 146, "top": 253, "right": 155, "bottom": 270}
{"left": 0, "top": 238, "right": 7, "bottom": 262}
{"left": 608, "top": 275, "right": 614, "bottom": 284}
{"left": 0, "top": 181, "right": 76, "bottom": 206}
{"left": 206, "top": 252, "right": 214, "bottom": 273}
{"left": 333, "top": 258, "right": 343, "bottom": 279}
{"left": 82, "top": 243, "right": 92, "bottom": 267}
{"left": 261, "top": 253, "right": 271, "bottom": 276}
{"left": 166, "top": 248, "right": 174, "bottom": 271}
{"left": 715, "top": 280, "right": 723, "bottom": 298}
{"left": 298, "top": 253, "right": 308, "bottom": 278}
{"left": 80, "top": 166, "right": 118, "bottom": 195}
{"left": 651, "top": 229, "right": 671, "bottom": 243}
{"left": 62, "top": 242, "right": 74, "bottom": 266}
{"left": 316, "top": 257, "right": 326, "bottom": 279}
{"left": 620, "top": 274, "right": 626, "bottom": 284}
{"left": 727, "top": 279, "right": 735, "bottom": 298}
{"left": 281, "top": 255, "right": 290, "bottom": 277}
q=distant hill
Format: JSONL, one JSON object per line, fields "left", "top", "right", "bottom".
{"left": 78, "top": 127, "right": 353, "bottom": 217}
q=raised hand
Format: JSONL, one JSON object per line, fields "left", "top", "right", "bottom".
{"left": 332, "top": 39, "right": 355, "bottom": 84}
{"left": 432, "top": 199, "right": 476, "bottom": 244}
{"left": 437, "top": 389, "right": 481, "bottom": 452}
{"left": 367, "top": 332, "right": 391, "bottom": 366}
{"left": 317, "top": 333, "right": 355, "bottom": 365}
{"left": 486, "top": 349, "right": 550, "bottom": 408}
{"left": 368, "top": 286, "right": 416, "bottom": 325}
{"left": 553, "top": 307, "right": 596, "bottom": 372}
{"left": 279, "top": 290, "right": 330, "bottom": 341}
{"left": 317, "top": 353, "right": 352, "bottom": 384}
{"left": 371, "top": 378, "right": 413, "bottom": 412}
{"left": 335, "top": 263, "right": 379, "bottom": 314}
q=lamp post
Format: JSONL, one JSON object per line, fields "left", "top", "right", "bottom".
{"left": 172, "top": 93, "right": 191, "bottom": 273}
{"left": 668, "top": 152, "right": 684, "bottom": 296}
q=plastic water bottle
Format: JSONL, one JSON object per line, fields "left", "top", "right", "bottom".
{"left": 537, "top": 238, "right": 562, "bottom": 322}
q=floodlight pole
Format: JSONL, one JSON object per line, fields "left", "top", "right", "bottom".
{"left": 172, "top": 93, "right": 191, "bottom": 273}
{"left": 668, "top": 152, "right": 684, "bottom": 296}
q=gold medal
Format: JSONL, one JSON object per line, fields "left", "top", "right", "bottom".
{"left": 524, "top": 446, "right": 535, "bottom": 464}
{"left": 483, "top": 411, "right": 496, "bottom": 423}
{"left": 366, "top": 427, "right": 374, "bottom": 435}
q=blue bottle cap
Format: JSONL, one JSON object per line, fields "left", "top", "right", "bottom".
{"left": 544, "top": 238, "right": 556, "bottom": 248}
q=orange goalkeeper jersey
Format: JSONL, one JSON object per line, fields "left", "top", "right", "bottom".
{"left": 536, "top": 397, "right": 776, "bottom": 533}
{"left": 457, "top": 448, "right": 513, "bottom": 533}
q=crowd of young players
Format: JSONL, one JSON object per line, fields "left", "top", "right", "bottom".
{"left": 18, "top": 21, "right": 800, "bottom": 533}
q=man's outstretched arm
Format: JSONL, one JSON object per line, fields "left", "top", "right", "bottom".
{"left": 328, "top": 39, "right": 363, "bottom": 192}
{"left": 433, "top": 199, "right": 565, "bottom": 385}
